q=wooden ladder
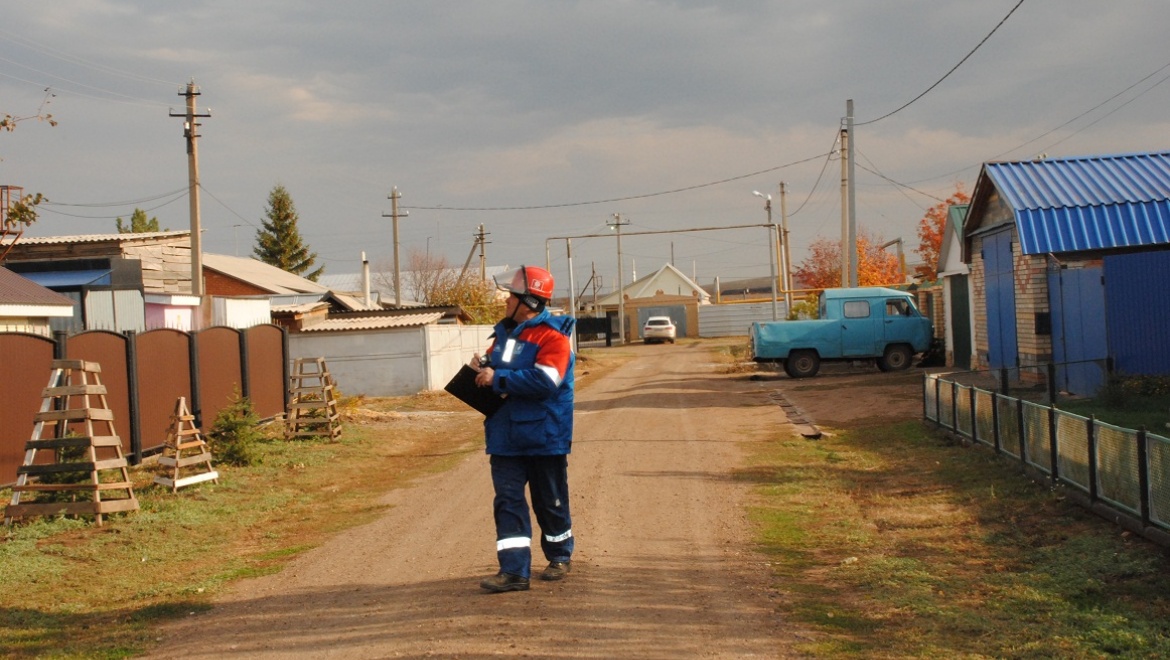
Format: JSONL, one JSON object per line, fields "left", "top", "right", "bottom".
{"left": 5, "top": 360, "right": 139, "bottom": 526}
{"left": 285, "top": 357, "right": 342, "bottom": 440}
{"left": 154, "top": 397, "right": 219, "bottom": 492}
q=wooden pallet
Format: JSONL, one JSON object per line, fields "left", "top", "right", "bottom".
{"left": 285, "top": 357, "right": 342, "bottom": 439}
{"left": 5, "top": 360, "right": 139, "bottom": 526}
{"left": 154, "top": 397, "right": 219, "bottom": 492}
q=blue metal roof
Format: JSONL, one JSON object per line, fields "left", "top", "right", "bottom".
{"left": 19, "top": 269, "right": 112, "bottom": 288}
{"left": 984, "top": 151, "right": 1170, "bottom": 255}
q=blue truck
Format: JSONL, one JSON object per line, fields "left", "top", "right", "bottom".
{"left": 750, "top": 287, "right": 934, "bottom": 378}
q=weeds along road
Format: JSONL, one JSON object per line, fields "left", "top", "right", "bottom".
{"left": 147, "top": 342, "right": 796, "bottom": 659}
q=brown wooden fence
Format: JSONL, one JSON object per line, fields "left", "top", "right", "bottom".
{"left": 0, "top": 325, "right": 288, "bottom": 485}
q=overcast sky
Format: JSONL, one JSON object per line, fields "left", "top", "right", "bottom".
{"left": 2, "top": 1, "right": 1168, "bottom": 293}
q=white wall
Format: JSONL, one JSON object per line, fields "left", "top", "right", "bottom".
{"left": 425, "top": 324, "right": 496, "bottom": 391}
{"left": 698, "top": 302, "right": 789, "bottom": 338}
{"left": 288, "top": 324, "right": 496, "bottom": 397}
{"left": 289, "top": 328, "right": 428, "bottom": 396}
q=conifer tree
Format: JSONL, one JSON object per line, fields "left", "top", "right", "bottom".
{"left": 253, "top": 184, "right": 323, "bottom": 281}
{"left": 115, "top": 208, "right": 164, "bottom": 233}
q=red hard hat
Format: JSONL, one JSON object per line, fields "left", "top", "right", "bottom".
{"left": 500, "top": 265, "right": 555, "bottom": 301}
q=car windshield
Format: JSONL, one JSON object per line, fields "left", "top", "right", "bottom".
{"left": 647, "top": 319, "right": 670, "bottom": 326}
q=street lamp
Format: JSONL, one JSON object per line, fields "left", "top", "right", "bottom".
{"left": 753, "top": 191, "right": 780, "bottom": 321}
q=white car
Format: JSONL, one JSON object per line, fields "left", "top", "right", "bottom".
{"left": 642, "top": 316, "right": 676, "bottom": 344}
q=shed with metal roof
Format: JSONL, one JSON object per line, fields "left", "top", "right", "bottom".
{"left": 963, "top": 151, "right": 1170, "bottom": 394}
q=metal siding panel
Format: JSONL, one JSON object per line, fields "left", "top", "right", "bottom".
{"left": 1106, "top": 252, "right": 1170, "bottom": 376}
{"left": 85, "top": 291, "right": 115, "bottom": 330}
{"left": 114, "top": 289, "right": 145, "bottom": 332}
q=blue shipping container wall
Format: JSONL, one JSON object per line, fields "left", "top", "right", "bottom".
{"left": 1105, "top": 251, "right": 1170, "bottom": 376}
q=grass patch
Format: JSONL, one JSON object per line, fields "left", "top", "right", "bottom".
{"left": 0, "top": 346, "right": 628, "bottom": 658}
{"left": 747, "top": 418, "right": 1170, "bottom": 658}
{"left": 0, "top": 395, "right": 482, "bottom": 658}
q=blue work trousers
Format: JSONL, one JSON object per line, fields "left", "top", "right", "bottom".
{"left": 490, "top": 454, "right": 574, "bottom": 578}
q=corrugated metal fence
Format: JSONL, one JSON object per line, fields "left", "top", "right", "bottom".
{"left": 924, "top": 373, "right": 1170, "bottom": 546}
{"left": 0, "top": 325, "right": 287, "bottom": 486}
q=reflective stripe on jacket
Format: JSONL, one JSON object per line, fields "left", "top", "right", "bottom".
{"left": 483, "top": 310, "right": 575, "bottom": 456}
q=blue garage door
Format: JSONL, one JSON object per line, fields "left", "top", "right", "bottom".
{"left": 983, "top": 228, "right": 1018, "bottom": 370}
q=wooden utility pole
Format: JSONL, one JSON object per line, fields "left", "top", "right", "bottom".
{"left": 846, "top": 99, "right": 858, "bottom": 287}
{"left": 170, "top": 80, "right": 211, "bottom": 297}
{"left": 840, "top": 122, "right": 849, "bottom": 288}
{"left": 383, "top": 187, "right": 409, "bottom": 307}
{"left": 477, "top": 224, "right": 489, "bottom": 281}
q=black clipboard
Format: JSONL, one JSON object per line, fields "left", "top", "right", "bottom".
{"left": 444, "top": 365, "right": 506, "bottom": 417}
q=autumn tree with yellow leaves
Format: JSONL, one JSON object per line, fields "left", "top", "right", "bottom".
{"left": 914, "top": 183, "right": 971, "bottom": 280}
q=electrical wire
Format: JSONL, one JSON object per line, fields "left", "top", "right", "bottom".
{"left": 37, "top": 190, "right": 188, "bottom": 220}
{"left": 198, "top": 183, "right": 261, "bottom": 229}
{"left": 788, "top": 133, "right": 841, "bottom": 218}
{"left": 402, "top": 152, "right": 832, "bottom": 211}
{"left": 42, "top": 187, "right": 190, "bottom": 208}
{"left": 904, "top": 58, "right": 1170, "bottom": 186}
{"left": 855, "top": 151, "right": 941, "bottom": 206}
{"left": 857, "top": 0, "right": 1026, "bottom": 126}
{"left": 0, "top": 28, "right": 179, "bottom": 88}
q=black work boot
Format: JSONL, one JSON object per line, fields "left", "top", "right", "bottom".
{"left": 540, "top": 561, "right": 571, "bottom": 581}
{"left": 480, "top": 573, "right": 530, "bottom": 593}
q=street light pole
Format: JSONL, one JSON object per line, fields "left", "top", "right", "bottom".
{"left": 754, "top": 191, "right": 779, "bottom": 321}
{"left": 779, "top": 182, "right": 794, "bottom": 312}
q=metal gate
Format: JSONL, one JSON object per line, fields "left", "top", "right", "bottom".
{"left": 1047, "top": 265, "right": 1107, "bottom": 395}
{"left": 983, "top": 228, "right": 1018, "bottom": 369}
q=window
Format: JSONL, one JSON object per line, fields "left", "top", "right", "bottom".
{"left": 886, "top": 299, "right": 911, "bottom": 317}
{"left": 843, "top": 301, "right": 871, "bottom": 318}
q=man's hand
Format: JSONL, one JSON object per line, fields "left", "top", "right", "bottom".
{"left": 475, "top": 366, "right": 495, "bottom": 387}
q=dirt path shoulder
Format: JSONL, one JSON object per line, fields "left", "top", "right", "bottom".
{"left": 147, "top": 342, "right": 797, "bottom": 659}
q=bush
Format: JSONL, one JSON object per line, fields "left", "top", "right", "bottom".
{"left": 1098, "top": 374, "right": 1170, "bottom": 409}
{"left": 207, "top": 390, "right": 263, "bottom": 466}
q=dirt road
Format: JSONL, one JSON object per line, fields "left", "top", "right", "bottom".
{"left": 148, "top": 342, "right": 796, "bottom": 658}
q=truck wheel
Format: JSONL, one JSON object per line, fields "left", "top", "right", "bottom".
{"left": 785, "top": 350, "right": 820, "bottom": 378}
{"left": 877, "top": 344, "right": 912, "bottom": 372}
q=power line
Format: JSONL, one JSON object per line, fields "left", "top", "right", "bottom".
{"left": 857, "top": 0, "right": 1026, "bottom": 126}
{"left": 37, "top": 190, "right": 188, "bottom": 220}
{"left": 788, "top": 133, "right": 841, "bottom": 217}
{"left": 42, "top": 187, "right": 190, "bottom": 208}
{"left": 402, "top": 152, "right": 831, "bottom": 211}
{"left": 0, "top": 28, "right": 179, "bottom": 88}
{"left": 855, "top": 151, "right": 942, "bottom": 207}
{"left": 903, "top": 57, "right": 1170, "bottom": 186}
{"left": 198, "top": 183, "right": 261, "bottom": 229}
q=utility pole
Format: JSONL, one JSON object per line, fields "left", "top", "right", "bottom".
{"left": 846, "top": 99, "right": 858, "bottom": 287}
{"left": 779, "top": 182, "right": 794, "bottom": 312}
{"left": 477, "top": 224, "right": 489, "bottom": 281}
{"left": 608, "top": 213, "right": 629, "bottom": 343}
{"left": 170, "top": 80, "right": 210, "bottom": 298}
{"left": 383, "top": 186, "right": 409, "bottom": 307}
{"left": 840, "top": 120, "right": 850, "bottom": 288}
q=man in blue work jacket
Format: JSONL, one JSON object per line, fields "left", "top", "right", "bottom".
{"left": 473, "top": 265, "right": 576, "bottom": 593}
